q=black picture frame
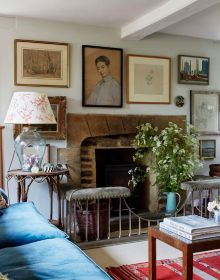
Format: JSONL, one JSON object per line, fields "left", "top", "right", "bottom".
{"left": 82, "top": 45, "right": 123, "bottom": 107}
{"left": 178, "top": 55, "right": 209, "bottom": 85}
{"left": 199, "top": 139, "right": 216, "bottom": 160}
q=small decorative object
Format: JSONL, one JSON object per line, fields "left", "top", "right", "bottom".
{"left": 175, "top": 96, "right": 184, "bottom": 107}
{"left": 199, "top": 140, "right": 216, "bottom": 160}
{"left": 0, "top": 194, "right": 7, "bottom": 209}
{"left": 4, "top": 92, "right": 56, "bottom": 172}
{"left": 207, "top": 198, "right": 220, "bottom": 224}
{"left": 43, "top": 163, "right": 55, "bottom": 173}
{"left": 82, "top": 45, "right": 123, "bottom": 107}
{"left": 178, "top": 55, "right": 209, "bottom": 85}
{"left": 0, "top": 272, "right": 9, "bottom": 280}
{"left": 55, "top": 163, "right": 68, "bottom": 171}
{"left": 129, "top": 122, "right": 202, "bottom": 213}
{"left": 31, "top": 166, "right": 40, "bottom": 173}
{"left": 14, "top": 96, "right": 67, "bottom": 140}
{"left": 14, "top": 39, "right": 69, "bottom": 87}
{"left": 127, "top": 54, "right": 171, "bottom": 104}
{"left": 190, "top": 90, "right": 219, "bottom": 135}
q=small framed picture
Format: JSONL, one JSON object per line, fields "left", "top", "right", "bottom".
{"left": 127, "top": 54, "right": 171, "bottom": 104}
{"left": 190, "top": 90, "right": 220, "bottom": 135}
{"left": 178, "top": 55, "right": 209, "bottom": 85}
{"left": 14, "top": 39, "right": 70, "bottom": 87}
{"left": 82, "top": 45, "right": 123, "bottom": 107}
{"left": 199, "top": 140, "right": 216, "bottom": 160}
{"left": 14, "top": 96, "right": 67, "bottom": 140}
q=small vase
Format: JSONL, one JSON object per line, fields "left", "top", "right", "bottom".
{"left": 164, "top": 192, "right": 181, "bottom": 214}
{"left": 214, "top": 210, "right": 220, "bottom": 224}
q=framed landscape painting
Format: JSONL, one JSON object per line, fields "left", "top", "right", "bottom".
{"left": 82, "top": 45, "right": 123, "bottom": 108}
{"left": 126, "top": 55, "right": 171, "bottom": 104}
{"left": 199, "top": 140, "right": 216, "bottom": 160}
{"left": 178, "top": 55, "right": 209, "bottom": 85}
{"left": 14, "top": 39, "right": 69, "bottom": 87}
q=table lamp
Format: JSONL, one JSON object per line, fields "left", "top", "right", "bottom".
{"left": 4, "top": 92, "right": 56, "bottom": 172}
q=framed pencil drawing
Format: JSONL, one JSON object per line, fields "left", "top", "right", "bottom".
{"left": 199, "top": 140, "right": 216, "bottom": 160}
{"left": 190, "top": 90, "right": 220, "bottom": 135}
{"left": 14, "top": 96, "right": 67, "bottom": 140}
{"left": 14, "top": 39, "right": 69, "bottom": 87}
{"left": 126, "top": 55, "right": 171, "bottom": 104}
{"left": 82, "top": 45, "right": 123, "bottom": 107}
{"left": 178, "top": 55, "right": 209, "bottom": 85}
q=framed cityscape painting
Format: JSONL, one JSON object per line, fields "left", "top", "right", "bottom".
{"left": 14, "top": 39, "right": 69, "bottom": 87}
{"left": 178, "top": 55, "right": 209, "bottom": 85}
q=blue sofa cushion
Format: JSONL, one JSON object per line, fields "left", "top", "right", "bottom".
{"left": 0, "top": 202, "right": 67, "bottom": 249}
{"left": 0, "top": 238, "right": 112, "bottom": 279}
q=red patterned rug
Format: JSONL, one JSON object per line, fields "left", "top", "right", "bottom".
{"left": 106, "top": 250, "right": 220, "bottom": 280}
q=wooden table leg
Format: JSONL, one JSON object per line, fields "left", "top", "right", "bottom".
{"left": 148, "top": 229, "right": 156, "bottom": 280}
{"left": 46, "top": 178, "right": 53, "bottom": 221}
{"left": 183, "top": 245, "right": 193, "bottom": 280}
{"left": 17, "top": 182, "right": 21, "bottom": 202}
{"left": 18, "top": 176, "right": 28, "bottom": 202}
{"left": 56, "top": 175, "right": 62, "bottom": 228}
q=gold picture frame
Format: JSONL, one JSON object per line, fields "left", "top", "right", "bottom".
{"left": 14, "top": 39, "right": 70, "bottom": 87}
{"left": 14, "top": 96, "right": 67, "bottom": 140}
{"left": 178, "top": 55, "right": 209, "bottom": 85}
{"left": 126, "top": 54, "right": 171, "bottom": 104}
{"left": 199, "top": 139, "right": 216, "bottom": 160}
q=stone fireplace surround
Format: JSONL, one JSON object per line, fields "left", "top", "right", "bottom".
{"left": 58, "top": 114, "right": 186, "bottom": 205}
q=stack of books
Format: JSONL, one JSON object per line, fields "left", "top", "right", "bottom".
{"left": 159, "top": 215, "right": 220, "bottom": 240}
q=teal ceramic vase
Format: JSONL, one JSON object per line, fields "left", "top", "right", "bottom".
{"left": 214, "top": 210, "right": 220, "bottom": 224}
{"left": 164, "top": 192, "right": 181, "bottom": 214}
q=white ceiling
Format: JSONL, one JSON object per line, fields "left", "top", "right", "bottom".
{"left": 1, "top": 0, "right": 220, "bottom": 41}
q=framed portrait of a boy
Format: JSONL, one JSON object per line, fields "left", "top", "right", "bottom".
{"left": 82, "top": 45, "right": 123, "bottom": 107}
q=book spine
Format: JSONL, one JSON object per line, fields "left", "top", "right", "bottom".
{"left": 163, "top": 219, "right": 192, "bottom": 234}
{"left": 160, "top": 222, "right": 193, "bottom": 240}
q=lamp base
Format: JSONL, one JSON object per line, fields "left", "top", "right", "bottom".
{"left": 15, "top": 127, "right": 46, "bottom": 172}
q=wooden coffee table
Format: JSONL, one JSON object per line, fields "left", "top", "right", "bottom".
{"left": 148, "top": 226, "right": 220, "bottom": 280}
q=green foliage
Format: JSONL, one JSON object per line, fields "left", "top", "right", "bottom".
{"left": 129, "top": 122, "right": 202, "bottom": 193}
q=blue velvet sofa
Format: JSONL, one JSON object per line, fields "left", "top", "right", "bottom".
{"left": 0, "top": 196, "right": 112, "bottom": 279}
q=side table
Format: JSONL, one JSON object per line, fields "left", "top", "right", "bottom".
{"left": 7, "top": 169, "right": 69, "bottom": 227}
{"left": 148, "top": 226, "right": 220, "bottom": 280}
